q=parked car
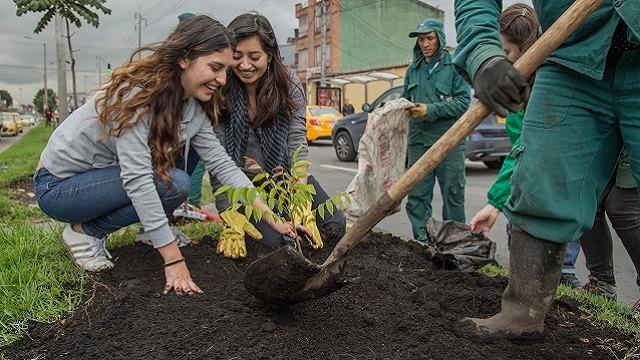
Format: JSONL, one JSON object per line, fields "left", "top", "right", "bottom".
{"left": 465, "top": 112, "right": 512, "bottom": 169}
{"left": 20, "top": 114, "right": 36, "bottom": 127}
{"left": 11, "top": 112, "right": 23, "bottom": 133}
{"left": 306, "top": 105, "right": 343, "bottom": 143}
{"left": 1, "top": 112, "right": 20, "bottom": 136}
{"left": 332, "top": 85, "right": 404, "bottom": 161}
{"left": 331, "top": 86, "right": 511, "bottom": 168}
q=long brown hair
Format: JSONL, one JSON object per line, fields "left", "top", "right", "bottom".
{"left": 95, "top": 15, "right": 235, "bottom": 181}
{"left": 223, "top": 12, "right": 296, "bottom": 128}
{"left": 500, "top": 4, "right": 540, "bottom": 55}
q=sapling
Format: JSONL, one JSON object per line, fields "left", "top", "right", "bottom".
{"left": 214, "top": 147, "right": 350, "bottom": 252}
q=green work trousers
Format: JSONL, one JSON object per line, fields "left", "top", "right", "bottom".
{"left": 504, "top": 50, "right": 640, "bottom": 244}
{"left": 188, "top": 160, "right": 205, "bottom": 207}
{"left": 406, "top": 143, "right": 466, "bottom": 241}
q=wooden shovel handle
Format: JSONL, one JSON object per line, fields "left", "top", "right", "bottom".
{"left": 323, "top": 0, "right": 605, "bottom": 266}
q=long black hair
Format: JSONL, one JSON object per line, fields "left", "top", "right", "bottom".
{"left": 223, "top": 12, "right": 296, "bottom": 127}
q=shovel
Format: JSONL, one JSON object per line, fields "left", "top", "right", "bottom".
{"left": 244, "top": 0, "right": 605, "bottom": 304}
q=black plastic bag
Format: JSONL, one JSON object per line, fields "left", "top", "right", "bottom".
{"left": 425, "top": 218, "right": 497, "bottom": 272}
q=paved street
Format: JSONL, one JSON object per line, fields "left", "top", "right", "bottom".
{"left": 0, "top": 126, "right": 33, "bottom": 153}
{"left": 307, "top": 140, "right": 638, "bottom": 306}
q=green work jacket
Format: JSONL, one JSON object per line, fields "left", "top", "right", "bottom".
{"left": 402, "top": 20, "right": 471, "bottom": 146}
{"left": 453, "top": 0, "right": 640, "bottom": 82}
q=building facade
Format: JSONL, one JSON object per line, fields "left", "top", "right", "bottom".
{"left": 294, "top": 0, "right": 444, "bottom": 113}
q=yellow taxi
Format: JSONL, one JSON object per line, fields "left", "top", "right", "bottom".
{"left": 306, "top": 105, "right": 343, "bottom": 142}
{"left": 20, "top": 114, "right": 35, "bottom": 127}
{"left": 1, "top": 112, "right": 21, "bottom": 136}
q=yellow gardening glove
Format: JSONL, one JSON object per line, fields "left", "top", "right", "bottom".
{"left": 293, "top": 202, "right": 323, "bottom": 250}
{"left": 409, "top": 103, "right": 428, "bottom": 118}
{"left": 216, "top": 209, "right": 263, "bottom": 259}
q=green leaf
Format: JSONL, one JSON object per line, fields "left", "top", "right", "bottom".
{"left": 318, "top": 204, "right": 325, "bottom": 219}
{"left": 247, "top": 188, "right": 257, "bottom": 205}
{"left": 292, "top": 144, "right": 302, "bottom": 164}
{"left": 244, "top": 204, "right": 253, "bottom": 219}
{"left": 326, "top": 200, "right": 334, "bottom": 216}
{"left": 253, "top": 207, "right": 262, "bottom": 222}
{"left": 213, "top": 185, "right": 231, "bottom": 198}
{"left": 252, "top": 172, "right": 267, "bottom": 183}
{"left": 333, "top": 195, "right": 343, "bottom": 209}
{"left": 292, "top": 171, "right": 311, "bottom": 179}
{"left": 232, "top": 187, "right": 242, "bottom": 204}
{"left": 293, "top": 160, "right": 311, "bottom": 169}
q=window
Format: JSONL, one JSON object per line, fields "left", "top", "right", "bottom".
{"left": 314, "top": 44, "right": 330, "bottom": 67}
{"left": 374, "top": 87, "right": 403, "bottom": 109}
{"left": 315, "top": 2, "right": 330, "bottom": 31}
{"left": 298, "top": 14, "right": 308, "bottom": 37}
{"left": 297, "top": 49, "right": 308, "bottom": 71}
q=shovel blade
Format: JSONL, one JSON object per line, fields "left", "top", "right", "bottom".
{"left": 243, "top": 246, "right": 349, "bottom": 304}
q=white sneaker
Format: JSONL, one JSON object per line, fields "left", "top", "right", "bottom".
{"left": 136, "top": 226, "right": 191, "bottom": 247}
{"left": 62, "top": 225, "right": 114, "bottom": 272}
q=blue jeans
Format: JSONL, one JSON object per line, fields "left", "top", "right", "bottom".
{"left": 34, "top": 148, "right": 200, "bottom": 238}
{"left": 562, "top": 239, "right": 581, "bottom": 275}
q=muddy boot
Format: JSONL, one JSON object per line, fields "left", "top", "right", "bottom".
{"left": 465, "top": 228, "right": 566, "bottom": 337}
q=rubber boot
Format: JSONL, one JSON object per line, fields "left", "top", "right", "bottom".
{"left": 466, "top": 228, "right": 566, "bottom": 336}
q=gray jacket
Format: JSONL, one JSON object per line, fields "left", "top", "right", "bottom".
{"left": 40, "top": 91, "right": 252, "bottom": 248}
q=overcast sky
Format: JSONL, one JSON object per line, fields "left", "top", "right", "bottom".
{"left": 0, "top": 0, "right": 530, "bottom": 107}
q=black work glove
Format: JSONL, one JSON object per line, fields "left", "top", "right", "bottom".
{"left": 473, "top": 56, "right": 530, "bottom": 117}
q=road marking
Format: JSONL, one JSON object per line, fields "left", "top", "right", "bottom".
{"left": 319, "top": 164, "right": 358, "bottom": 174}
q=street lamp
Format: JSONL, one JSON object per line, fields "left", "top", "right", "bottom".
{"left": 24, "top": 36, "right": 48, "bottom": 115}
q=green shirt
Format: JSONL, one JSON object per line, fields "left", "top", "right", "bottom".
{"left": 453, "top": 0, "right": 640, "bottom": 83}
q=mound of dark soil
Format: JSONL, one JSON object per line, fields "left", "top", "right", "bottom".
{"left": 2, "top": 232, "right": 636, "bottom": 359}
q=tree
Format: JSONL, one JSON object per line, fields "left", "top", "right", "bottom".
{"left": 15, "top": 0, "right": 111, "bottom": 111}
{"left": 0, "top": 90, "right": 13, "bottom": 110}
{"left": 33, "top": 88, "right": 57, "bottom": 116}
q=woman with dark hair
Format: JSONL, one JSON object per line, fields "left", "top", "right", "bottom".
{"left": 212, "top": 12, "right": 346, "bottom": 258}
{"left": 34, "top": 15, "right": 295, "bottom": 295}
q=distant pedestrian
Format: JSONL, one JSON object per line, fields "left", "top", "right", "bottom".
{"left": 342, "top": 98, "right": 354, "bottom": 115}
{"left": 44, "top": 106, "right": 52, "bottom": 127}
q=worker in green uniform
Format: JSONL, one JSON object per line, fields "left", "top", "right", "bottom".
{"left": 453, "top": 0, "right": 640, "bottom": 337}
{"left": 402, "top": 18, "right": 471, "bottom": 242}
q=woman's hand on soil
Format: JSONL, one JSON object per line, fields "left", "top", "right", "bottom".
{"left": 271, "top": 220, "right": 298, "bottom": 239}
{"left": 468, "top": 204, "right": 501, "bottom": 236}
{"left": 163, "top": 261, "right": 203, "bottom": 295}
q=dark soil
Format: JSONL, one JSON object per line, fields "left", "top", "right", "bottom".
{"left": 5, "top": 177, "right": 37, "bottom": 207}
{"left": 3, "top": 232, "right": 637, "bottom": 359}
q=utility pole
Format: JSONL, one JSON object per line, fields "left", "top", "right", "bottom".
{"left": 320, "top": 0, "right": 328, "bottom": 82}
{"left": 96, "top": 56, "right": 105, "bottom": 87}
{"left": 43, "top": 43, "right": 48, "bottom": 116}
{"left": 135, "top": 12, "right": 147, "bottom": 59}
{"left": 55, "top": 14, "right": 69, "bottom": 122}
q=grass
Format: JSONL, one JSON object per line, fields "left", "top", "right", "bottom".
{"left": 478, "top": 263, "right": 640, "bottom": 345}
{"left": 0, "top": 124, "right": 53, "bottom": 186}
{"left": 0, "top": 224, "right": 86, "bottom": 347}
{"left": 0, "top": 123, "right": 224, "bottom": 346}
{"left": 0, "top": 124, "right": 51, "bottom": 225}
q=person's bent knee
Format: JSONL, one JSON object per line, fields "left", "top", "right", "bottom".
{"left": 158, "top": 168, "right": 191, "bottom": 204}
